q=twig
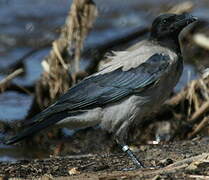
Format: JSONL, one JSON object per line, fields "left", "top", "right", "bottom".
{"left": 3, "top": 83, "right": 34, "bottom": 95}
{"left": 48, "top": 154, "right": 96, "bottom": 160}
{"left": 165, "top": 153, "right": 209, "bottom": 169}
{"left": 0, "top": 68, "right": 24, "bottom": 93}
{"left": 140, "top": 154, "right": 209, "bottom": 177}
{"left": 32, "top": 0, "right": 98, "bottom": 111}
{"left": 167, "top": 1, "right": 194, "bottom": 14}
{"left": 0, "top": 43, "right": 51, "bottom": 74}
{"left": 193, "top": 33, "right": 209, "bottom": 51}
{"left": 188, "top": 175, "right": 209, "bottom": 179}
{"left": 189, "top": 101, "right": 209, "bottom": 122}
{"left": 0, "top": 69, "right": 23, "bottom": 84}
{"left": 188, "top": 116, "right": 209, "bottom": 138}
{"left": 165, "top": 89, "right": 187, "bottom": 106}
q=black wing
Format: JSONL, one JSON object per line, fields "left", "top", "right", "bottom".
{"left": 5, "top": 53, "right": 170, "bottom": 145}
{"left": 56, "top": 53, "right": 170, "bottom": 108}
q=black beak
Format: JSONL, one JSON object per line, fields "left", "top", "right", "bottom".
{"left": 171, "top": 14, "right": 198, "bottom": 32}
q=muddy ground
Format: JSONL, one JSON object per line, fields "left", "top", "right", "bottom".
{"left": 0, "top": 137, "right": 209, "bottom": 179}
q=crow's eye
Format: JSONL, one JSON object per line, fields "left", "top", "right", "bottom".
{"left": 162, "top": 19, "right": 167, "bottom": 24}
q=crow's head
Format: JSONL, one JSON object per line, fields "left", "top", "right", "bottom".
{"left": 150, "top": 13, "right": 197, "bottom": 40}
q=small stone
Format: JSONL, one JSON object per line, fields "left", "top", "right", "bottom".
{"left": 68, "top": 167, "right": 80, "bottom": 175}
{"left": 159, "top": 158, "right": 173, "bottom": 167}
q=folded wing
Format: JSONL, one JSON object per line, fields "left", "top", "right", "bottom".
{"left": 5, "top": 53, "right": 170, "bottom": 145}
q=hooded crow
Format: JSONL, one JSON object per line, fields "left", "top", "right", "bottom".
{"left": 4, "top": 13, "right": 197, "bottom": 168}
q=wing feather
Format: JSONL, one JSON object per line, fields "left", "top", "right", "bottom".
{"left": 34, "top": 53, "right": 171, "bottom": 121}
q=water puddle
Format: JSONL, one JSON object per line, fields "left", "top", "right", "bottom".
{"left": 0, "top": 91, "right": 33, "bottom": 121}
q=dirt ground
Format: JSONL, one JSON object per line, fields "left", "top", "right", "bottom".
{"left": 1, "top": 137, "right": 209, "bottom": 180}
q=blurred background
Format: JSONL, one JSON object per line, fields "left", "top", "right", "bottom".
{"left": 0, "top": 0, "right": 209, "bottom": 162}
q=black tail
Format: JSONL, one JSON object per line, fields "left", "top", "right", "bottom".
{"left": 4, "top": 112, "right": 70, "bottom": 145}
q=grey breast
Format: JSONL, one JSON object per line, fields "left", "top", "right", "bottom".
{"left": 99, "top": 40, "right": 182, "bottom": 132}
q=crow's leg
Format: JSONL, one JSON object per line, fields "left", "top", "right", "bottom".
{"left": 115, "top": 121, "right": 144, "bottom": 168}
{"left": 120, "top": 144, "right": 144, "bottom": 168}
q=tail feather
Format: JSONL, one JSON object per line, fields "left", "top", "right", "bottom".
{"left": 4, "top": 112, "right": 70, "bottom": 145}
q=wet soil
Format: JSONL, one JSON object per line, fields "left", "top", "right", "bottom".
{"left": 0, "top": 137, "right": 209, "bottom": 179}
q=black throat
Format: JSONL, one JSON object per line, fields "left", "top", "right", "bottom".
{"left": 150, "top": 35, "right": 182, "bottom": 55}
